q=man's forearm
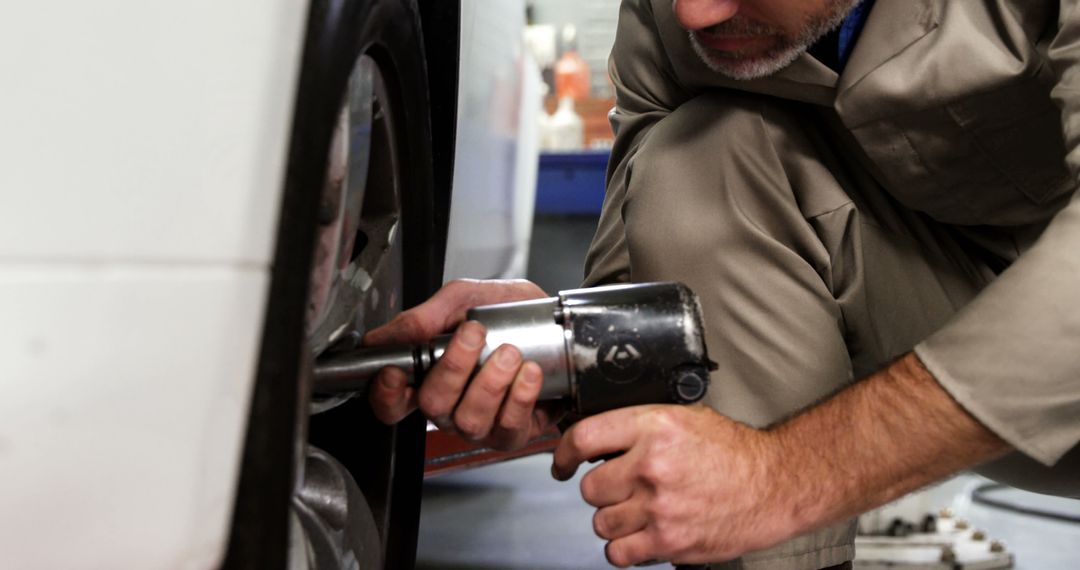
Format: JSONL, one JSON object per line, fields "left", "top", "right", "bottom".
{"left": 768, "top": 352, "right": 1012, "bottom": 536}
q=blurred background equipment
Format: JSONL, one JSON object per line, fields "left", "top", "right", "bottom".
{"left": 528, "top": 0, "right": 619, "bottom": 152}
{"left": 555, "top": 25, "right": 591, "bottom": 102}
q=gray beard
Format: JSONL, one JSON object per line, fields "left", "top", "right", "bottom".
{"left": 687, "top": 0, "right": 862, "bottom": 81}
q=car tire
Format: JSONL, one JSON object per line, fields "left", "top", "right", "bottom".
{"left": 224, "top": 1, "right": 442, "bottom": 568}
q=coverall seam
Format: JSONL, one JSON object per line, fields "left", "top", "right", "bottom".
{"left": 750, "top": 102, "right": 851, "bottom": 340}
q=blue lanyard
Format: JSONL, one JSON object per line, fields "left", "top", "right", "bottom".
{"left": 838, "top": 0, "right": 876, "bottom": 68}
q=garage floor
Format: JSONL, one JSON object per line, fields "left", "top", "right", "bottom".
{"left": 417, "top": 453, "right": 607, "bottom": 569}
{"left": 416, "top": 215, "right": 1080, "bottom": 569}
{"left": 417, "top": 456, "right": 1080, "bottom": 569}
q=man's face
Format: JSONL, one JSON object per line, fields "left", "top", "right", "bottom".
{"left": 673, "top": 0, "right": 860, "bottom": 80}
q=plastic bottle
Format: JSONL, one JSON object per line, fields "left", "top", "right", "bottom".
{"left": 554, "top": 24, "right": 591, "bottom": 101}
{"left": 547, "top": 96, "right": 584, "bottom": 151}
{"left": 538, "top": 83, "right": 555, "bottom": 150}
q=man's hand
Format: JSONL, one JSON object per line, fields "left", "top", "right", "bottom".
{"left": 552, "top": 405, "right": 793, "bottom": 567}
{"left": 551, "top": 354, "right": 1011, "bottom": 568}
{"left": 365, "top": 278, "right": 559, "bottom": 450}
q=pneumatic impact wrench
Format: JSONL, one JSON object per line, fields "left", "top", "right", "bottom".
{"left": 313, "top": 282, "right": 716, "bottom": 417}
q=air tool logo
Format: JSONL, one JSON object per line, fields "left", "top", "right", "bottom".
{"left": 597, "top": 336, "right": 644, "bottom": 383}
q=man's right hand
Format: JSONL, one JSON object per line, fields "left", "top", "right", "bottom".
{"left": 365, "top": 278, "right": 559, "bottom": 450}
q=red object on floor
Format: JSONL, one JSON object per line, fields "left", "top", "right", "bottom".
{"left": 423, "top": 425, "right": 561, "bottom": 477}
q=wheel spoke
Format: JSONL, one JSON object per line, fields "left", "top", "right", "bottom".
{"left": 308, "top": 55, "right": 402, "bottom": 356}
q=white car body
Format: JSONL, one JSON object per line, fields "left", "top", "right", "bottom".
{"left": 444, "top": 0, "right": 540, "bottom": 281}
{"left": 0, "top": 0, "right": 535, "bottom": 567}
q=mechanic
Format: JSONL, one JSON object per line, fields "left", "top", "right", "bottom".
{"left": 367, "top": 0, "right": 1080, "bottom": 568}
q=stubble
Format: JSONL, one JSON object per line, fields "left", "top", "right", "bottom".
{"left": 687, "top": 0, "right": 862, "bottom": 80}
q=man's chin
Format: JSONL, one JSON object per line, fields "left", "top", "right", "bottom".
{"left": 689, "top": 33, "right": 803, "bottom": 81}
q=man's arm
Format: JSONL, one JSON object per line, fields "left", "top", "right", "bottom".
{"left": 909, "top": 0, "right": 1080, "bottom": 467}
{"left": 769, "top": 353, "right": 1010, "bottom": 534}
{"left": 551, "top": 352, "right": 1011, "bottom": 568}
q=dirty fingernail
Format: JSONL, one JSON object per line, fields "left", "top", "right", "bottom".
{"left": 459, "top": 321, "right": 485, "bottom": 349}
{"left": 522, "top": 362, "right": 541, "bottom": 383}
{"left": 381, "top": 372, "right": 405, "bottom": 390}
{"left": 495, "top": 345, "right": 521, "bottom": 369}
{"left": 551, "top": 463, "right": 570, "bottom": 481}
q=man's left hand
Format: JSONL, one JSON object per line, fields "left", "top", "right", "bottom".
{"left": 551, "top": 405, "right": 798, "bottom": 568}
{"left": 550, "top": 353, "right": 1014, "bottom": 568}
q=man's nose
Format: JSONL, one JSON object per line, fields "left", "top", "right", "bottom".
{"left": 672, "top": 0, "right": 739, "bottom": 31}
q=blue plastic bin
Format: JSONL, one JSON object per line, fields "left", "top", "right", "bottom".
{"left": 535, "top": 150, "right": 611, "bottom": 215}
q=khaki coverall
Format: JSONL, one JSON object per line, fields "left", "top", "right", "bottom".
{"left": 583, "top": 1, "right": 1080, "bottom": 568}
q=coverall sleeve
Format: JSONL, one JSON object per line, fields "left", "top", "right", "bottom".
{"left": 582, "top": 0, "right": 691, "bottom": 287}
{"left": 915, "top": 0, "right": 1080, "bottom": 466}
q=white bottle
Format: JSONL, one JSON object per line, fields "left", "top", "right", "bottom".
{"left": 546, "top": 96, "right": 584, "bottom": 151}
{"left": 538, "top": 107, "right": 554, "bottom": 150}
